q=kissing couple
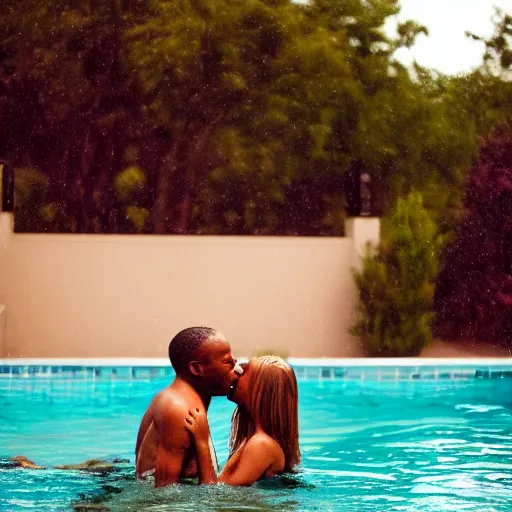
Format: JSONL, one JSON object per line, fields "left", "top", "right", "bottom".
{"left": 135, "top": 326, "right": 300, "bottom": 487}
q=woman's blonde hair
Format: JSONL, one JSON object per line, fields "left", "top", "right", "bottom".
{"left": 229, "top": 356, "right": 300, "bottom": 472}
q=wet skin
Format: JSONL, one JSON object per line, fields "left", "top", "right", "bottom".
{"left": 135, "top": 338, "right": 241, "bottom": 487}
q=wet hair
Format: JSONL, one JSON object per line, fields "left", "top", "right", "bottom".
{"left": 229, "top": 356, "right": 301, "bottom": 473}
{"left": 168, "top": 326, "right": 219, "bottom": 375}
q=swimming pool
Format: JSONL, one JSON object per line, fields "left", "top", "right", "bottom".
{"left": 1, "top": 359, "right": 512, "bottom": 511}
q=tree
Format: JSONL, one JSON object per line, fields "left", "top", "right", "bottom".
{"left": 0, "top": 1, "right": 148, "bottom": 233}
{"left": 190, "top": 0, "right": 454, "bottom": 235}
{"left": 466, "top": 7, "right": 512, "bottom": 78}
{"left": 0, "top": 0, "right": 500, "bottom": 236}
{"left": 434, "top": 125, "right": 512, "bottom": 347}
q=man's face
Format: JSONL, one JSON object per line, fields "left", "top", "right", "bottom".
{"left": 196, "top": 336, "right": 242, "bottom": 396}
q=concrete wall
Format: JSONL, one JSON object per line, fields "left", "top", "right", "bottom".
{"left": 0, "top": 211, "right": 11, "bottom": 358}
{"left": 0, "top": 212, "right": 380, "bottom": 358}
{"left": 0, "top": 305, "right": 5, "bottom": 358}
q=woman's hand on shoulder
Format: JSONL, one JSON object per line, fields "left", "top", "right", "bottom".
{"left": 184, "top": 408, "right": 210, "bottom": 444}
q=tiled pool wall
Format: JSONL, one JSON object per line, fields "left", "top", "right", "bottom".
{"left": 0, "top": 358, "right": 511, "bottom": 382}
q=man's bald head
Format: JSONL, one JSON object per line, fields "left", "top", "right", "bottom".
{"left": 168, "top": 326, "right": 222, "bottom": 375}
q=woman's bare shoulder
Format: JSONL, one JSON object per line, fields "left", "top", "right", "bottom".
{"left": 246, "top": 432, "right": 285, "bottom": 471}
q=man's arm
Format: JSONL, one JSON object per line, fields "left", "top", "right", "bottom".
{"left": 135, "top": 407, "right": 153, "bottom": 458}
{"left": 153, "top": 400, "right": 191, "bottom": 487}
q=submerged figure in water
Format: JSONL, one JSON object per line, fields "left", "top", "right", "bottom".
{"left": 185, "top": 355, "right": 300, "bottom": 486}
{"left": 135, "top": 326, "right": 243, "bottom": 487}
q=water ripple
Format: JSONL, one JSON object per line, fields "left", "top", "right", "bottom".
{"left": 2, "top": 378, "right": 512, "bottom": 511}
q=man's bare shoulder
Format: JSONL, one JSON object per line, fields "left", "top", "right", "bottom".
{"left": 151, "top": 385, "right": 204, "bottom": 425}
{"left": 151, "top": 387, "right": 189, "bottom": 416}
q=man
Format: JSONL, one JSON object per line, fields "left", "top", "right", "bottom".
{"left": 135, "top": 326, "right": 242, "bottom": 487}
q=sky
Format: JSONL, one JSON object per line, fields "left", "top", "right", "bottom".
{"left": 386, "top": 0, "right": 512, "bottom": 75}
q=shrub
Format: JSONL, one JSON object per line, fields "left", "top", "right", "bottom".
{"left": 251, "top": 348, "right": 289, "bottom": 360}
{"left": 434, "top": 125, "right": 512, "bottom": 346}
{"left": 351, "top": 191, "right": 442, "bottom": 356}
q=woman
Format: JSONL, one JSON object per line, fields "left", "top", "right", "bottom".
{"left": 184, "top": 355, "right": 300, "bottom": 486}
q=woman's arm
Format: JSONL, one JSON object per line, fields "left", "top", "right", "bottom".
{"left": 185, "top": 411, "right": 282, "bottom": 486}
{"left": 184, "top": 409, "right": 217, "bottom": 484}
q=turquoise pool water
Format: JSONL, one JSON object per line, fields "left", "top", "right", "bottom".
{"left": 1, "top": 368, "right": 512, "bottom": 511}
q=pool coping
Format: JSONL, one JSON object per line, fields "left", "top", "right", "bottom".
{"left": 1, "top": 357, "right": 511, "bottom": 367}
{"left": 1, "top": 358, "right": 512, "bottom": 381}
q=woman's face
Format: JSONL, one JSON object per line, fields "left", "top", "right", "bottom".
{"left": 228, "top": 361, "right": 251, "bottom": 406}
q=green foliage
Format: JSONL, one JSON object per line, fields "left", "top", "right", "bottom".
{"left": 125, "top": 206, "right": 149, "bottom": 233}
{"left": 40, "top": 203, "right": 59, "bottom": 223}
{"left": 14, "top": 168, "right": 48, "bottom": 205}
{"left": 114, "top": 166, "right": 146, "bottom": 203}
{"left": 114, "top": 167, "right": 148, "bottom": 233}
{"left": 351, "top": 191, "right": 443, "bottom": 356}
{"left": 466, "top": 7, "right": 512, "bottom": 77}
{"left": 13, "top": 168, "right": 49, "bottom": 232}
{"left": 1, "top": 1, "right": 511, "bottom": 235}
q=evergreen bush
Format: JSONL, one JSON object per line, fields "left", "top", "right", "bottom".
{"left": 351, "top": 191, "right": 442, "bottom": 356}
